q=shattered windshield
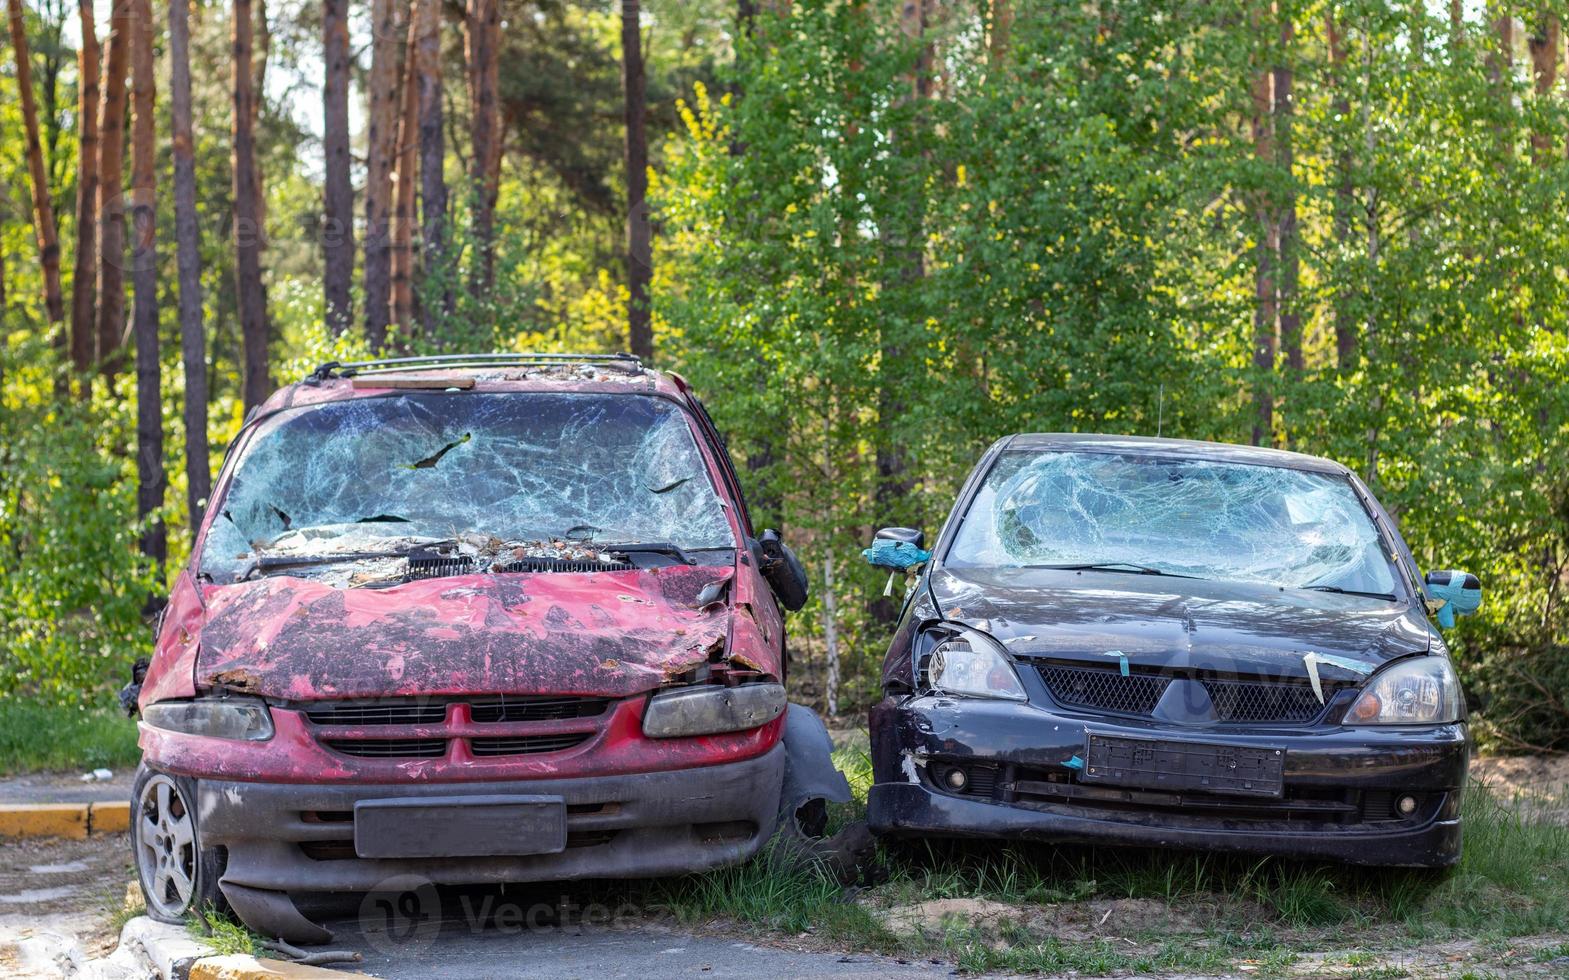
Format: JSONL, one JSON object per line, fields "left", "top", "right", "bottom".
{"left": 946, "top": 450, "right": 1398, "bottom": 595}
{"left": 200, "top": 392, "right": 736, "bottom": 578}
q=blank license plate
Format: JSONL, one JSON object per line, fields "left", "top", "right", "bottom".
{"left": 1082, "top": 733, "right": 1285, "bottom": 798}
{"left": 354, "top": 795, "right": 567, "bottom": 859}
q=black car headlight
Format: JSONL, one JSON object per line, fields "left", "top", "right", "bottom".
{"left": 642, "top": 682, "right": 787, "bottom": 738}
{"left": 1346, "top": 657, "right": 1462, "bottom": 725}
{"left": 141, "top": 697, "right": 275, "bottom": 741}
{"left": 924, "top": 626, "right": 1028, "bottom": 701}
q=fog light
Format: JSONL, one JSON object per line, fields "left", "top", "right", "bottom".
{"left": 1397, "top": 795, "right": 1418, "bottom": 816}
{"left": 943, "top": 767, "right": 969, "bottom": 792}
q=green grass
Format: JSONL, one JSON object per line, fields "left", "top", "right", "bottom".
{"left": 188, "top": 905, "right": 269, "bottom": 957}
{"left": 0, "top": 698, "right": 140, "bottom": 775}
{"left": 647, "top": 777, "right": 1569, "bottom": 977}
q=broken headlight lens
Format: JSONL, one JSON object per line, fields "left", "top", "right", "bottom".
{"left": 926, "top": 628, "right": 1027, "bottom": 701}
{"left": 642, "top": 682, "right": 787, "bottom": 738}
{"left": 1346, "top": 657, "right": 1462, "bottom": 725}
{"left": 142, "top": 697, "right": 275, "bottom": 741}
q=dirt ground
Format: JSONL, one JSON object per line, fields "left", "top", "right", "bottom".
{"left": 0, "top": 832, "right": 136, "bottom": 975}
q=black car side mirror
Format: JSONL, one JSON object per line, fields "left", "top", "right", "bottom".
{"left": 864, "top": 527, "right": 929, "bottom": 570}
{"left": 757, "top": 529, "right": 809, "bottom": 612}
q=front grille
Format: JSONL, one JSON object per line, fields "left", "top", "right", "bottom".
{"left": 470, "top": 732, "right": 593, "bottom": 757}
{"left": 323, "top": 738, "right": 446, "bottom": 758}
{"left": 1038, "top": 664, "right": 1171, "bottom": 715}
{"left": 305, "top": 701, "right": 448, "bottom": 726}
{"left": 1203, "top": 678, "right": 1333, "bottom": 723}
{"left": 1035, "top": 662, "right": 1342, "bottom": 724}
{"left": 469, "top": 695, "right": 610, "bottom": 722}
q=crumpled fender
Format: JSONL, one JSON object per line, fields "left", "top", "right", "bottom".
{"left": 777, "top": 703, "right": 851, "bottom": 834}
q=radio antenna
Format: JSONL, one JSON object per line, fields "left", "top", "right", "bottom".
{"left": 1156, "top": 384, "right": 1165, "bottom": 438}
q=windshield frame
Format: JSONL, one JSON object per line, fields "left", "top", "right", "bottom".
{"left": 935, "top": 445, "right": 1416, "bottom": 602}
{"left": 192, "top": 387, "right": 744, "bottom": 580}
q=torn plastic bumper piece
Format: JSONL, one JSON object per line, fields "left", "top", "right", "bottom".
{"left": 867, "top": 695, "right": 1468, "bottom": 867}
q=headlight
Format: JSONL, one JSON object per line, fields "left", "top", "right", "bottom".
{"left": 142, "top": 697, "right": 275, "bottom": 741}
{"left": 1346, "top": 657, "right": 1462, "bottom": 725}
{"left": 642, "top": 682, "right": 787, "bottom": 738}
{"left": 925, "top": 627, "right": 1027, "bottom": 701}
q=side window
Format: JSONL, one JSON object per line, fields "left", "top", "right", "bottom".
{"left": 687, "top": 397, "right": 754, "bottom": 537}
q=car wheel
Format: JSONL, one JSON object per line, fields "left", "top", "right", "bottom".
{"left": 131, "top": 765, "right": 228, "bottom": 923}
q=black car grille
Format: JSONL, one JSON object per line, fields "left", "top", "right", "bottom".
{"left": 1202, "top": 677, "right": 1331, "bottom": 723}
{"left": 306, "top": 694, "right": 610, "bottom": 759}
{"left": 470, "top": 732, "right": 593, "bottom": 757}
{"left": 1037, "top": 664, "right": 1171, "bottom": 715}
{"left": 323, "top": 738, "right": 447, "bottom": 758}
{"left": 1035, "top": 663, "right": 1341, "bottom": 724}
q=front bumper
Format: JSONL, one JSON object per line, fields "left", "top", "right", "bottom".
{"left": 196, "top": 741, "right": 785, "bottom": 893}
{"left": 868, "top": 696, "right": 1468, "bottom": 867}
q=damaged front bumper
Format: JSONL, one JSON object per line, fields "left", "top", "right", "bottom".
{"left": 198, "top": 741, "right": 783, "bottom": 937}
{"left": 867, "top": 695, "right": 1468, "bottom": 868}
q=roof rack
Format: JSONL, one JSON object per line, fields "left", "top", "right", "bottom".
{"left": 304, "top": 352, "right": 644, "bottom": 383}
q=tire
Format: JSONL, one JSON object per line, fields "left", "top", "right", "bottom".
{"left": 130, "top": 764, "right": 229, "bottom": 923}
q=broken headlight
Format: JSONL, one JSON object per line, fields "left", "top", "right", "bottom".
{"left": 925, "top": 627, "right": 1027, "bottom": 701}
{"left": 642, "top": 682, "right": 787, "bottom": 738}
{"left": 1346, "top": 657, "right": 1462, "bottom": 725}
{"left": 142, "top": 697, "right": 275, "bottom": 741}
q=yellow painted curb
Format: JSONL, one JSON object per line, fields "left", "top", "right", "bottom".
{"left": 90, "top": 800, "right": 131, "bottom": 834}
{"left": 189, "top": 954, "right": 363, "bottom": 979}
{"left": 0, "top": 803, "right": 89, "bottom": 839}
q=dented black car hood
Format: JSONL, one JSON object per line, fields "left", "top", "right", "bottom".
{"left": 926, "top": 566, "right": 1431, "bottom": 681}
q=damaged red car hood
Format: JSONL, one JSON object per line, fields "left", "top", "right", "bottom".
{"left": 193, "top": 565, "right": 737, "bottom": 701}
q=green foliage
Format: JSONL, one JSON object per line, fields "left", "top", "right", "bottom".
{"left": 0, "top": 697, "right": 140, "bottom": 775}
{"left": 655, "top": 0, "right": 1569, "bottom": 746}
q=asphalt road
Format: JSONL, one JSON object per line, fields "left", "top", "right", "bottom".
{"left": 321, "top": 913, "right": 961, "bottom": 979}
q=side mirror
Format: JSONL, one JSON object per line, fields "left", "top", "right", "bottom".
{"left": 1424, "top": 570, "right": 1481, "bottom": 629}
{"left": 757, "top": 529, "right": 809, "bottom": 612}
{"left": 863, "top": 527, "right": 931, "bottom": 571}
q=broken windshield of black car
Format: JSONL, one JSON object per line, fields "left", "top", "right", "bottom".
{"left": 200, "top": 392, "right": 737, "bottom": 582}
{"left": 944, "top": 450, "right": 1399, "bottom": 596}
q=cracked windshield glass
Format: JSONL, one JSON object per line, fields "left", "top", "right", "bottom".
{"left": 201, "top": 392, "right": 735, "bottom": 581}
{"left": 947, "top": 451, "right": 1398, "bottom": 596}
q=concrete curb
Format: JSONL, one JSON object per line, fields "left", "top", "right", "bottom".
{"left": 190, "top": 954, "right": 364, "bottom": 978}
{"left": 0, "top": 799, "right": 130, "bottom": 838}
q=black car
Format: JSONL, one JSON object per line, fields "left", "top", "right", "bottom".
{"left": 864, "top": 434, "right": 1480, "bottom": 867}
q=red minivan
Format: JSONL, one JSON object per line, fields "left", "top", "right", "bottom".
{"left": 127, "top": 353, "right": 844, "bottom": 942}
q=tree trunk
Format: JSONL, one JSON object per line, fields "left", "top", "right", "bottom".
{"left": 988, "top": 0, "right": 1010, "bottom": 68}
{"left": 69, "top": 0, "right": 99, "bottom": 386}
{"left": 1489, "top": 9, "right": 1515, "bottom": 159}
{"left": 234, "top": 0, "right": 270, "bottom": 409}
{"left": 1275, "top": 18, "right": 1300, "bottom": 380}
{"left": 466, "top": 0, "right": 500, "bottom": 293}
{"left": 129, "top": 0, "right": 164, "bottom": 565}
{"left": 622, "top": 0, "right": 652, "bottom": 361}
{"left": 170, "top": 0, "right": 207, "bottom": 535}
{"left": 822, "top": 549, "right": 838, "bottom": 717}
{"left": 390, "top": 5, "right": 419, "bottom": 334}
{"left": 1326, "top": 12, "right": 1356, "bottom": 370}
{"left": 1528, "top": 13, "right": 1560, "bottom": 165}
{"left": 414, "top": 0, "right": 449, "bottom": 337}
{"left": 1249, "top": 53, "right": 1276, "bottom": 448}
{"left": 363, "top": 0, "right": 403, "bottom": 348}
{"left": 8, "top": 0, "right": 67, "bottom": 335}
{"left": 322, "top": 0, "right": 354, "bottom": 334}
{"left": 96, "top": 0, "right": 129, "bottom": 381}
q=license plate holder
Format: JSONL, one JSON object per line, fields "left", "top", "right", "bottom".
{"left": 354, "top": 795, "right": 567, "bottom": 859}
{"left": 1082, "top": 733, "right": 1285, "bottom": 798}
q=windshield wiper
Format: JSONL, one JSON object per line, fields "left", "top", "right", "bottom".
{"left": 1028, "top": 561, "right": 1197, "bottom": 578}
{"left": 1300, "top": 585, "right": 1396, "bottom": 600}
{"left": 601, "top": 542, "right": 696, "bottom": 566}
{"left": 238, "top": 542, "right": 453, "bottom": 580}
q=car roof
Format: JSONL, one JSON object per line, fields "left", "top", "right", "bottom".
{"left": 256, "top": 356, "right": 691, "bottom": 417}
{"left": 1002, "top": 433, "right": 1351, "bottom": 476}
